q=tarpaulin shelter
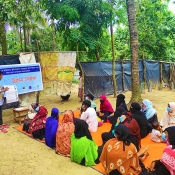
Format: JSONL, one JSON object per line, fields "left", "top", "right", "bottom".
{"left": 80, "top": 60, "right": 171, "bottom": 98}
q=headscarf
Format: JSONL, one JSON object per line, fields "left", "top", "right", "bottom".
{"left": 114, "top": 124, "right": 131, "bottom": 148}
{"left": 160, "top": 126, "right": 175, "bottom": 175}
{"left": 100, "top": 94, "right": 114, "bottom": 113}
{"left": 100, "top": 125, "right": 141, "bottom": 175}
{"left": 110, "top": 107, "right": 126, "bottom": 132}
{"left": 160, "top": 102, "right": 175, "bottom": 130}
{"left": 116, "top": 94, "right": 128, "bottom": 111}
{"left": 74, "top": 119, "right": 92, "bottom": 140}
{"left": 131, "top": 102, "right": 141, "bottom": 112}
{"left": 56, "top": 110, "right": 75, "bottom": 156}
{"left": 28, "top": 106, "right": 48, "bottom": 134}
{"left": 164, "top": 126, "right": 175, "bottom": 149}
{"left": 142, "top": 99, "right": 156, "bottom": 120}
{"left": 27, "top": 104, "right": 37, "bottom": 119}
{"left": 45, "top": 108, "right": 59, "bottom": 148}
{"left": 121, "top": 111, "right": 141, "bottom": 149}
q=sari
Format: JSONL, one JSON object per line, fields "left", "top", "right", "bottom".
{"left": 45, "top": 108, "right": 59, "bottom": 148}
{"left": 28, "top": 106, "right": 48, "bottom": 134}
{"left": 56, "top": 110, "right": 75, "bottom": 156}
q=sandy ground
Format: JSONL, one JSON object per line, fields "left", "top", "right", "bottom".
{"left": 0, "top": 84, "right": 174, "bottom": 175}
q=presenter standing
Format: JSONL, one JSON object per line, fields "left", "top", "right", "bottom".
{"left": 0, "top": 70, "right": 9, "bottom": 132}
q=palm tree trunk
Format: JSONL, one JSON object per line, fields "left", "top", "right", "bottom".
{"left": 95, "top": 49, "right": 100, "bottom": 61}
{"left": 110, "top": 24, "right": 117, "bottom": 97}
{"left": 126, "top": 0, "right": 141, "bottom": 103}
{"left": 0, "top": 22, "right": 7, "bottom": 54}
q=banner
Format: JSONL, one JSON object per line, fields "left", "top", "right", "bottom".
{"left": 0, "top": 63, "right": 43, "bottom": 94}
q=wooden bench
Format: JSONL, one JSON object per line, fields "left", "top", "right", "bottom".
{"left": 13, "top": 107, "right": 29, "bottom": 124}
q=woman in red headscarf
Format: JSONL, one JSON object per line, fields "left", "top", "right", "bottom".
{"left": 28, "top": 105, "right": 48, "bottom": 140}
{"left": 98, "top": 94, "right": 114, "bottom": 122}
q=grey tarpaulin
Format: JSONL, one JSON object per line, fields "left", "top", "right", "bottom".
{"left": 80, "top": 60, "right": 170, "bottom": 98}
{"left": 0, "top": 54, "right": 20, "bottom": 109}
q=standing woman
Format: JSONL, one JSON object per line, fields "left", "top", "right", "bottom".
{"left": 45, "top": 108, "right": 59, "bottom": 148}
{"left": 100, "top": 124, "right": 141, "bottom": 175}
{"left": 78, "top": 71, "right": 83, "bottom": 102}
{"left": 160, "top": 102, "right": 175, "bottom": 130}
{"left": 141, "top": 99, "right": 158, "bottom": 126}
{"left": 28, "top": 105, "right": 48, "bottom": 140}
{"left": 56, "top": 110, "right": 75, "bottom": 157}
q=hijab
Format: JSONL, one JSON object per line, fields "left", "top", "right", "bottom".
{"left": 121, "top": 111, "right": 141, "bottom": 149}
{"left": 160, "top": 102, "right": 175, "bottom": 130}
{"left": 164, "top": 126, "right": 175, "bottom": 149}
{"left": 142, "top": 99, "right": 156, "bottom": 120}
{"left": 100, "top": 94, "right": 114, "bottom": 113}
{"left": 116, "top": 94, "right": 128, "bottom": 111}
{"left": 74, "top": 120, "right": 92, "bottom": 140}
{"left": 160, "top": 126, "right": 175, "bottom": 175}
{"left": 45, "top": 108, "right": 59, "bottom": 148}
{"left": 110, "top": 107, "right": 126, "bottom": 132}
{"left": 114, "top": 124, "right": 131, "bottom": 148}
{"left": 28, "top": 106, "right": 48, "bottom": 134}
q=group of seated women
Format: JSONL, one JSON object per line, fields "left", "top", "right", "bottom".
{"left": 22, "top": 94, "right": 175, "bottom": 175}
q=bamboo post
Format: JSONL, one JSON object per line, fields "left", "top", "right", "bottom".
{"left": 36, "top": 39, "right": 40, "bottom": 104}
{"left": 121, "top": 60, "right": 125, "bottom": 92}
{"left": 159, "top": 61, "right": 163, "bottom": 90}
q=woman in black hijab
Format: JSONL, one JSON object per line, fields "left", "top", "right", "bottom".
{"left": 130, "top": 102, "right": 151, "bottom": 139}
{"left": 116, "top": 94, "right": 128, "bottom": 111}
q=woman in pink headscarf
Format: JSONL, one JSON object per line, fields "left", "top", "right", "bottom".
{"left": 98, "top": 94, "right": 114, "bottom": 122}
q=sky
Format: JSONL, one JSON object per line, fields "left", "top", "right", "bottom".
{"left": 168, "top": 0, "right": 175, "bottom": 13}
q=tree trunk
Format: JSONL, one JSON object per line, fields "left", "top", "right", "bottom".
{"left": 110, "top": 24, "right": 117, "bottom": 98}
{"left": 23, "top": 21, "right": 27, "bottom": 52}
{"left": 95, "top": 49, "right": 100, "bottom": 61}
{"left": 0, "top": 22, "right": 7, "bottom": 54}
{"left": 19, "top": 27, "right": 23, "bottom": 52}
{"left": 126, "top": 0, "right": 141, "bottom": 104}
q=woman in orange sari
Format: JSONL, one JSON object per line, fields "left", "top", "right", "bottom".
{"left": 100, "top": 124, "right": 141, "bottom": 175}
{"left": 55, "top": 110, "right": 75, "bottom": 156}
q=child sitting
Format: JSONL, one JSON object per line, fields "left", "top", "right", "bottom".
{"left": 151, "top": 121, "right": 166, "bottom": 143}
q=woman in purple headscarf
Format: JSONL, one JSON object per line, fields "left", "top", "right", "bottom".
{"left": 45, "top": 108, "right": 59, "bottom": 148}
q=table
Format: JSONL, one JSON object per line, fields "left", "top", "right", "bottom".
{"left": 13, "top": 107, "right": 29, "bottom": 124}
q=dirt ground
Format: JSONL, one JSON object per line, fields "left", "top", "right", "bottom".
{"left": 0, "top": 84, "right": 174, "bottom": 175}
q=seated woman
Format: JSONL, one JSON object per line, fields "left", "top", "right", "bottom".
{"left": 101, "top": 106, "right": 126, "bottom": 145}
{"left": 100, "top": 124, "right": 141, "bottom": 175}
{"left": 85, "top": 93, "right": 96, "bottom": 110}
{"left": 139, "top": 126, "right": 175, "bottom": 175}
{"left": 23, "top": 103, "right": 38, "bottom": 132}
{"left": 55, "top": 110, "right": 75, "bottom": 157}
{"left": 28, "top": 105, "right": 48, "bottom": 140}
{"left": 45, "top": 108, "right": 59, "bottom": 148}
{"left": 116, "top": 94, "right": 128, "bottom": 111}
{"left": 130, "top": 102, "right": 151, "bottom": 138}
{"left": 141, "top": 99, "right": 158, "bottom": 126}
{"left": 120, "top": 112, "right": 141, "bottom": 151}
{"left": 70, "top": 120, "right": 98, "bottom": 166}
{"left": 97, "top": 94, "right": 114, "bottom": 122}
{"left": 160, "top": 102, "right": 175, "bottom": 130}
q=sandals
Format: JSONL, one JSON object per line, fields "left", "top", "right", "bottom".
{"left": 1, "top": 128, "right": 8, "bottom": 133}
